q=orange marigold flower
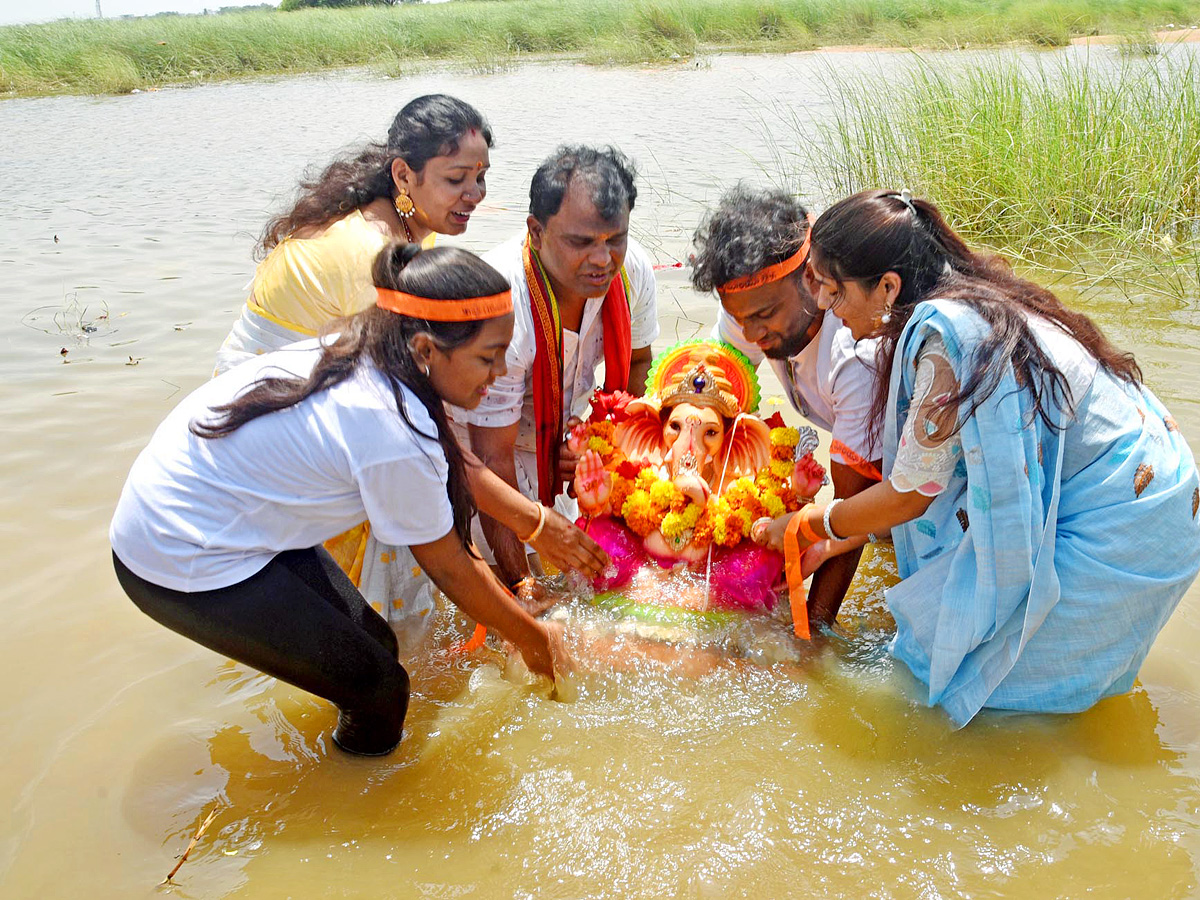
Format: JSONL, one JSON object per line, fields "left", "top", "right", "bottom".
{"left": 622, "top": 490, "right": 663, "bottom": 537}
{"left": 771, "top": 444, "right": 794, "bottom": 462}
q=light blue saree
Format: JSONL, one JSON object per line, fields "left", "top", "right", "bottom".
{"left": 883, "top": 301, "right": 1200, "bottom": 726}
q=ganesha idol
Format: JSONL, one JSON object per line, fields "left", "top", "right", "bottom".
{"left": 570, "top": 341, "right": 827, "bottom": 613}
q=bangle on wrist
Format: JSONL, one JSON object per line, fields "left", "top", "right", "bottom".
{"left": 518, "top": 503, "right": 547, "bottom": 544}
{"left": 823, "top": 498, "right": 846, "bottom": 541}
{"left": 797, "top": 510, "right": 823, "bottom": 544}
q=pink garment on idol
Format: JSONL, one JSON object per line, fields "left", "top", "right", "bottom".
{"left": 708, "top": 545, "right": 782, "bottom": 611}
{"left": 579, "top": 516, "right": 783, "bottom": 610}
{"left": 579, "top": 516, "right": 649, "bottom": 591}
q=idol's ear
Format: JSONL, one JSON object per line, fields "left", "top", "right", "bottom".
{"left": 614, "top": 397, "right": 667, "bottom": 465}
{"left": 718, "top": 415, "right": 771, "bottom": 485}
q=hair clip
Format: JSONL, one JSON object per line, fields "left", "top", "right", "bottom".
{"left": 896, "top": 188, "right": 917, "bottom": 215}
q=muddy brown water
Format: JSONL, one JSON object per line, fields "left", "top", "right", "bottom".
{"left": 2, "top": 50, "right": 1199, "bottom": 899}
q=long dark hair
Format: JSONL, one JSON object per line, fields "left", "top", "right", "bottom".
{"left": 192, "top": 244, "right": 510, "bottom": 551}
{"left": 257, "top": 94, "right": 493, "bottom": 258}
{"left": 810, "top": 189, "right": 1142, "bottom": 445}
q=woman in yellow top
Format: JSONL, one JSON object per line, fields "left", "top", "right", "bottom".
{"left": 213, "top": 94, "right": 608, "bottom": 629}
{"left": 216, "top": 94, "right": 493, "bottom": 374}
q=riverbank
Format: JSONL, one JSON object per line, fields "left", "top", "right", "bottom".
{"left": 2, "top": 0, "right": 1200, "bottom": 97}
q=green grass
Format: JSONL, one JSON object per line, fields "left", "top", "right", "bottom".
{"left": 790, "top": 52, "right": 1200, "bottom": 296}
{"left": 2, "top": 0, "right": 1200, "bottom": 97}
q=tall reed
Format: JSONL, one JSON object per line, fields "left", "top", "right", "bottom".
{"left": 3, "top": 0, "right": 1199, "bottom": 97}
{"left": 792, "top": 52, "right": 1200, "bottom": 292}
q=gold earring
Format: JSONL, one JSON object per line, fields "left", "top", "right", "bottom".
{"left": 394, "top": 190, "right": 415, "bottom": 219}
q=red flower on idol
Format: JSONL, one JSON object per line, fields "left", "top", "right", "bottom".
{"left": 589, "top": 389, "right": 635, "bottom": 424}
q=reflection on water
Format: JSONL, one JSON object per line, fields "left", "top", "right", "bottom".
{"left": 2, "top": 49, "right": 1200, "bottom": 899}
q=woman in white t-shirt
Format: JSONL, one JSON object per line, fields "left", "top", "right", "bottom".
{"left": 111, "top": 244, "right": 568, "bottom": 756}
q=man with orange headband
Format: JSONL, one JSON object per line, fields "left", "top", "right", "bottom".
{"left": 691, "top": 186, "right": 881, "bottom": 627}
{"left": 457, "top": 146, "right": 659, "bottom": 587}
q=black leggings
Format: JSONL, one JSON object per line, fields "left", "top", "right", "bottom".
{"left": 113, "top": 547, "right": 410, "bottom": 755}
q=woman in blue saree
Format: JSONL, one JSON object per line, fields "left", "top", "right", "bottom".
{"left": 758, "top": 189, "right": 1200, "bottom": 726}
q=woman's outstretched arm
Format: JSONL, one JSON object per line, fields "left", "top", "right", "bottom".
{"left": 411, "top": 530, "right": 571, "bottom": 678}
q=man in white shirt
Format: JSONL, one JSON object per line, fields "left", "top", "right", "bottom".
{"left": 462, "top": 146, "right": 659, "bottom": 585}
{"left": 692, "top": 185, "right": 882, "bottom": 627}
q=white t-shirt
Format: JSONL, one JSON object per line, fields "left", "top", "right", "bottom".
{"left": 715, "top": 306, "right": 881, "bottom": 472}
{"left": 110, "top": 342, "right": 455, "bottom": 592}
{"left": 454, "top": 232, "right": 659, "bottom": 491}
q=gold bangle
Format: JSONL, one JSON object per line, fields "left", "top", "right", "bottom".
{"left": 798, "top": 510, "right": 823, "bottom": 544}
{"left": 519, "top": 503, "right": 547, "bottom": 544}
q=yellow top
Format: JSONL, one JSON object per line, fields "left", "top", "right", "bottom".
{"left": 246, "top": 210, "right": 392, "bottom": 336}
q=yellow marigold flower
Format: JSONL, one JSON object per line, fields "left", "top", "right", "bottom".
{"left": 735, "top": 476, "right": 759, "bottom": 497}
{"left": 659, "top": 510, "right": 693, "bottom": 540}
{"left": 762, "top": 492, "right": 785, "bottom": 518}
{"left": 770, "top": 426, "right": 800, "bottom": 448}
{"left": 771, "top": 444, "right": 794, "bottom": 462}
{"left": 733, "top": 507, "right": 753, "bottom": 535}
{"left": 636, "top": 468, "right": 659, "bottom": 490}
{"left": 680, "top": 502, "right": 703, "bottom": 528}
{"left": 587, "top": 435, "right": 614, "bottom": 455}
{"left": 649, "top": 478, "right": 682, "bottom": 511}
{"left": 770, "top": 458, "right": 793, "bottom": 479}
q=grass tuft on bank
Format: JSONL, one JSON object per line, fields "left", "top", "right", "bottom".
{"left": 791, "top": 52, "right": 1200, "bottom": 294}
{"left": 2, "top": 0, "right": 1200, "bottom": 96}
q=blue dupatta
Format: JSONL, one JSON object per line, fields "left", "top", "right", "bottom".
{"left": 883, "top": 301, "right": 1199, "bottom": 726}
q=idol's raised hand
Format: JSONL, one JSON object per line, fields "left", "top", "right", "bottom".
{"left": 573, "top": 449, "right": 613, "bottom": 518}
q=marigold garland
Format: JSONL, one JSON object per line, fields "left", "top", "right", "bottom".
{"left": 574, "top": 395, "right": 809, "bottom": 550}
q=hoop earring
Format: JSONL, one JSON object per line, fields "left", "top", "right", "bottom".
{"left": 394, "top": 190, "right": 415, "bottom": 219}
{"left": 423, "top": 364, "right": 431, "bottom": 378}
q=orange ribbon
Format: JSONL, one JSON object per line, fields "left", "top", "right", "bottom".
{"left": 453, "top": 623, "right": 488, "bottom": 653}
{"left": 717, "top": 213, "right": 816, "bottom": 295}
{"left": 785, "top": 514, "right": 810, "bottom": 640}
{"left": 376, "top": 288, "right": 513, "bottom": 321}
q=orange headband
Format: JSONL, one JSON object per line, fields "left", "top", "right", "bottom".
{"left": 376, "top": 287, "right": 513, "bottom": 321}
{"left": 717, "top": 213, "right": 817, "bottom": 295}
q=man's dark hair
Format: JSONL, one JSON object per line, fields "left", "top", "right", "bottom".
{"left": 529, "top": 145, "right": 638, "bottom": 224}
{"left": 691, "top": 185, "right": 810, "bottom": 293}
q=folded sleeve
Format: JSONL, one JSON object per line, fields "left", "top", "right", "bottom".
{"left": 828, "top": 344, "right": 883, "bottom": 479}
{"left": 356, "top": 452, "right": 455, "bottom": 547}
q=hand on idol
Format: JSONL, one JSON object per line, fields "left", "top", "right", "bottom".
{"left": 573, "top": 449, "right": 613, "bottom": 518}
{"left": 511, "top": 576, "right": 559, "bottom": 618}
{"left": 558, "top": 416, "right": 585, "bottom": 484}
{"left": 792, "top": 452, "right": 826, "bottom": 504}
{"left": 527, "top": 504, "right": 611, "bottom": 577}
{"left": 752, "top": 511, "right": 803, "bottom": 554}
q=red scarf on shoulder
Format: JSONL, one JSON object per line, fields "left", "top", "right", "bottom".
{"left": 523, "top": 235, "right": 632, "bottom": 506}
